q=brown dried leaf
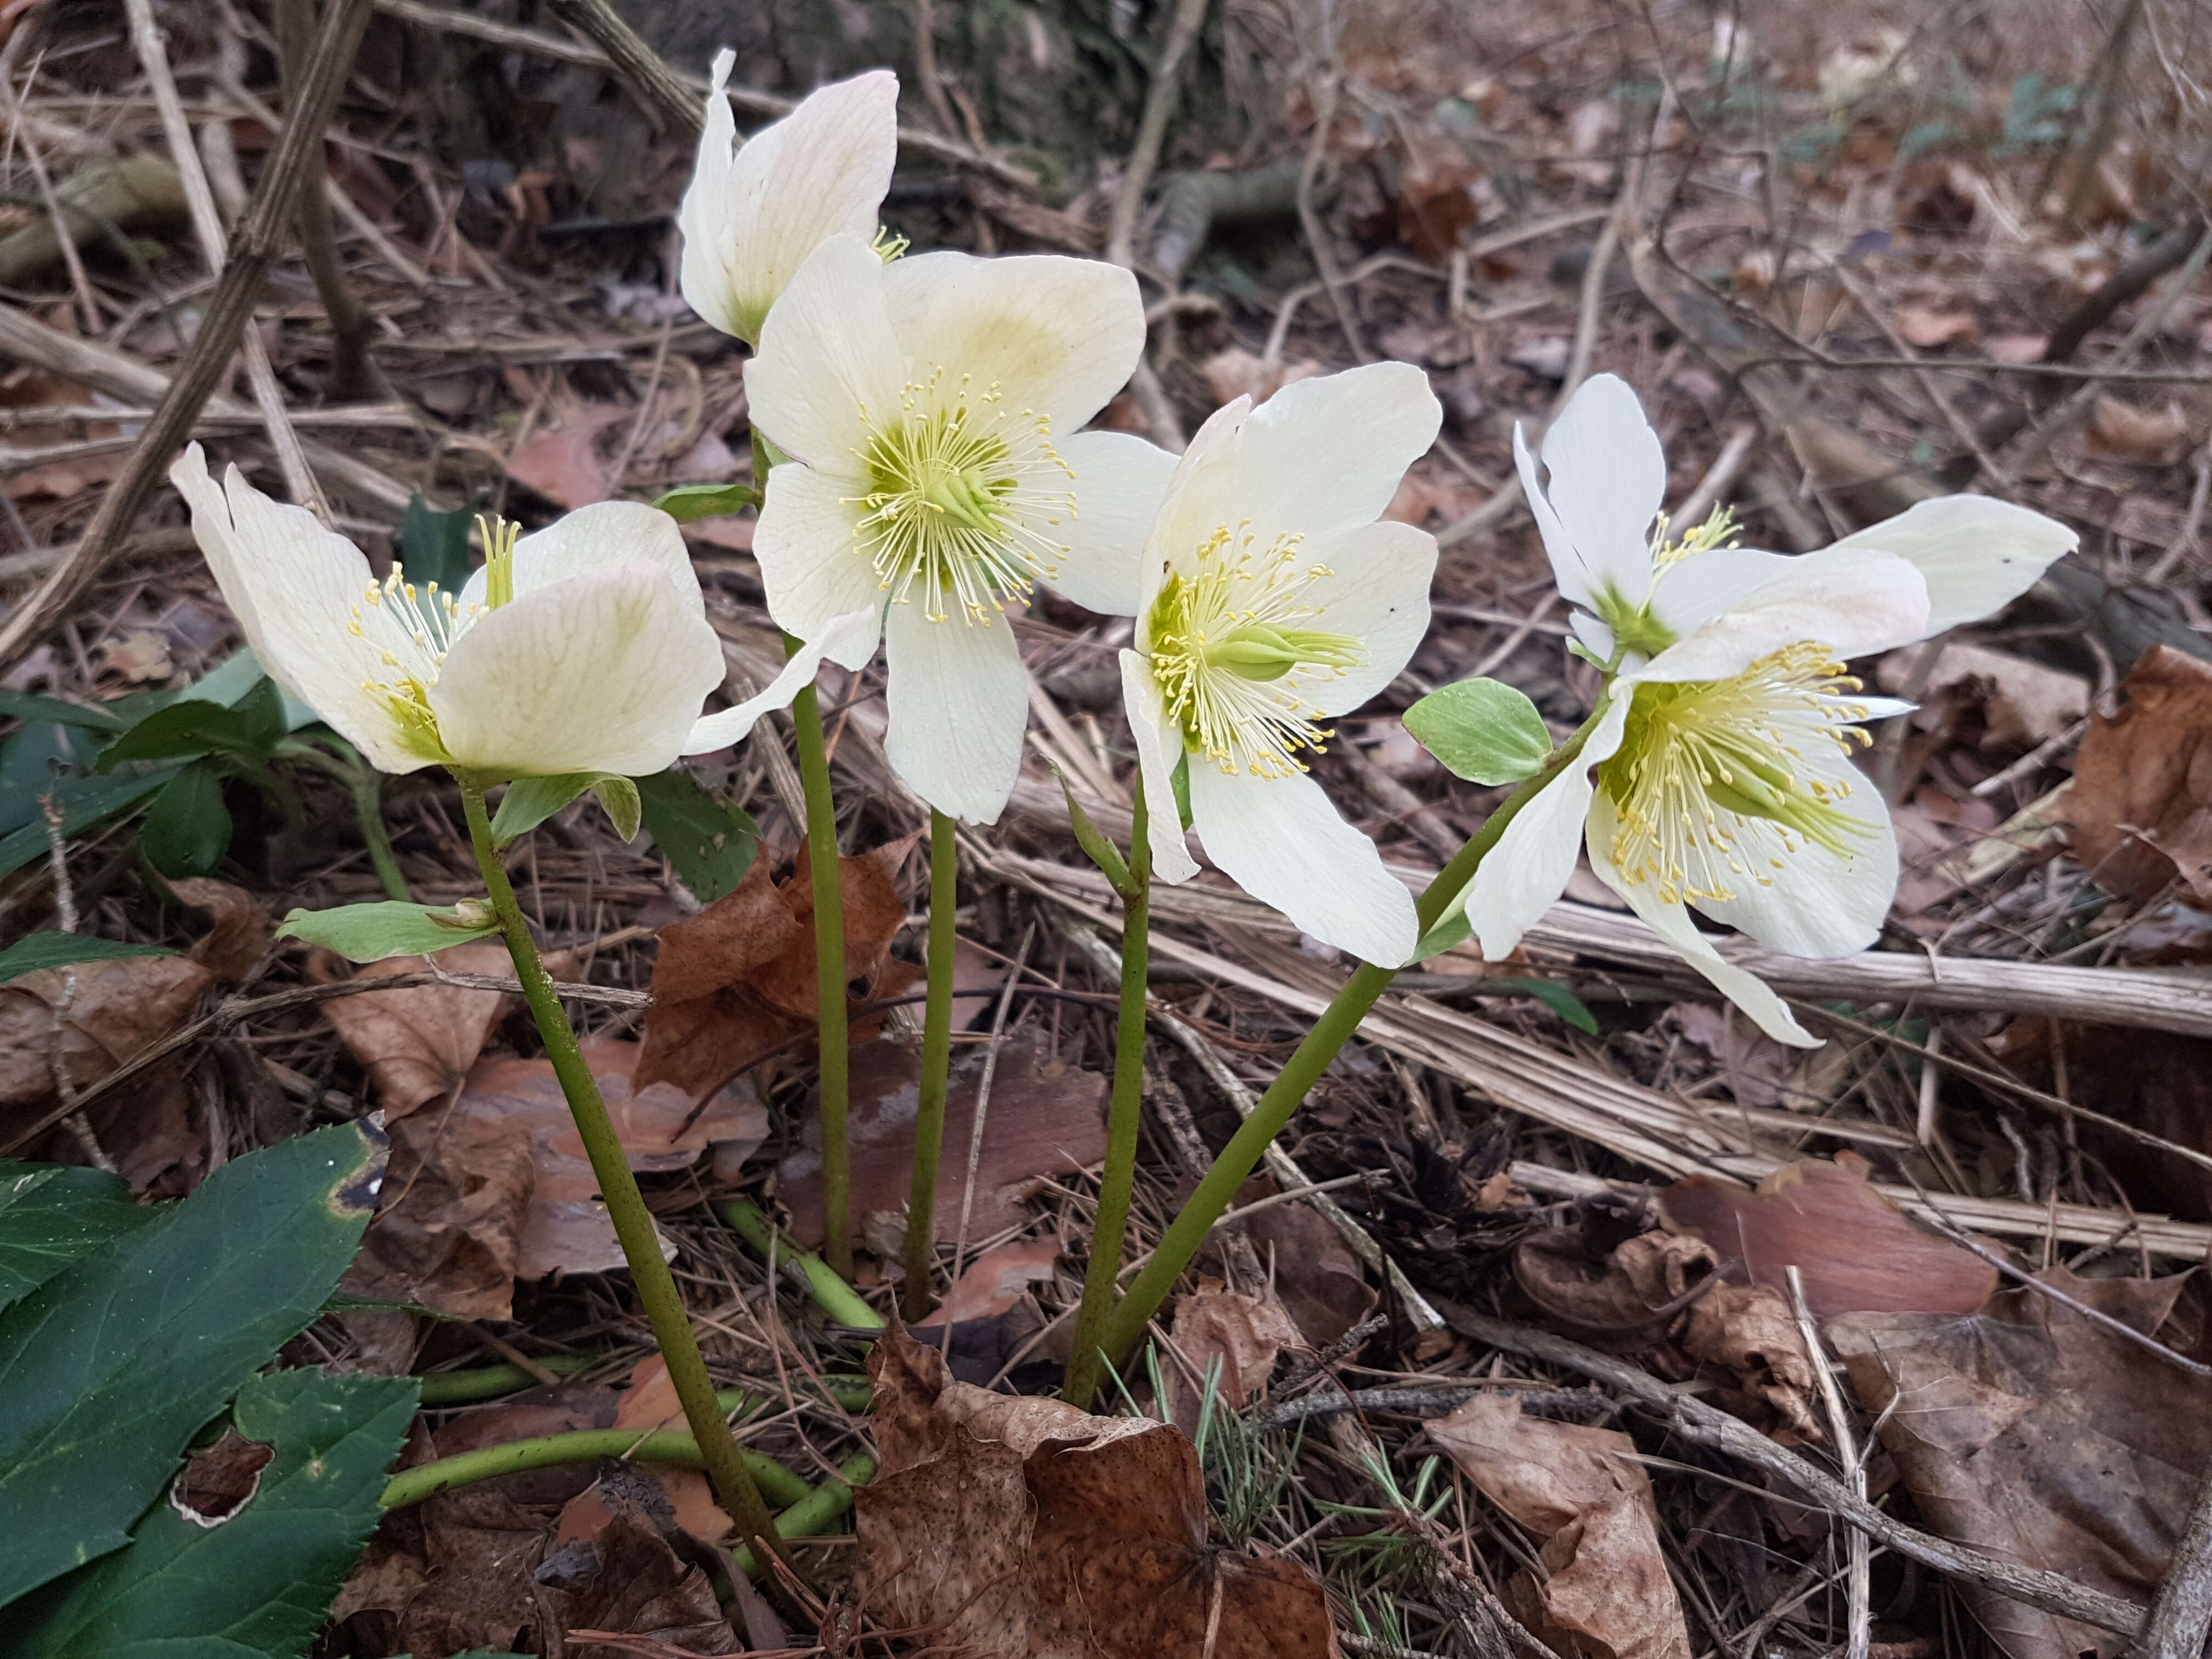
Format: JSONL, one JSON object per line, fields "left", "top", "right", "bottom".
{"left": 505, "top": 399, "right": 630, "bottom": 509}
{"left": 550, "top": 1499, "right": 736, "bottom": 1657}
{"left": 777, "top": 1040, "right": 1106, "bottom": 1252}
{"left": 0, "top": 953, "right": 211, "bottom": 1115}
{"left": 922, "top": 1234, "right": 1063, "bottom": 1328}
{"left": 2086, "top": 395, "right": 2188, "bottom": 464}
{"left": 171, "top": 877, "right": 272, "bottom": 982}
{"left": 344, "top": 1037, "right": 764, "bottom": 1319}
{"left": 1660, "top": 1157, "right": 1996, "bottom": 1319}
{"left": 1241, "top": 1200, "right": 1379, "bottom": 1349}
{"left": 1894, "top": 304, "right": 1980, "bottom": 347}
{"left": 1164, "top": 1283, "right": 1302, "bottom": 1433}
{"left": 2061, "top": 645, "right": 2212, "bottom": 902}
{"left": 1831, "top": 1269, "right": 2212, "bottom": 1659}
{"left": 1878, "top": 642, "right": 2089, "bottom": 752}
{"left": 1431, "top": 1392, "right": 1691, "bottom": 1659}
{"left": 316, "top": 940, "right": 519, "bottom": 1118}
{"left": 857, "top": 1328, "right": 1337, "bottom": 1659}
{"left": 1199, "top": 347, "right": 1322, "bottom": 409}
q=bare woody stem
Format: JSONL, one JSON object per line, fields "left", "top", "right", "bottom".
{"left": 1087, "top": 722, "right": 1600, "bottom": 1385}
{"left": 900, "top": 809, "right": 960, "bottom": 1321}
{"left": 455, "top": 779, "right": 785, "bottom": 1567}
{"left": 1062, "top": 778, "right": 1152, "bottom": 1406}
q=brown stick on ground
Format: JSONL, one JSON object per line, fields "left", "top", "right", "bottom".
{"left": 2135, "top": 1470, "right": 2212, "bottom": 1659}
{"left": 0, "top": 0, "right": 375, "bottom": 673}
{"left": 276, "top": 0, "right": 385, "bottom": 401}
{"left": 544, "top": 0, "right": 701, "bottom": 138}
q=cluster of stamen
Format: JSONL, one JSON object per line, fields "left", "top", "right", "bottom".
{"left": 342, "top": 515, "right": 516, "bottom": 760}
{"left": 1601, "top": 641, "right": 1877, "bottom": 904}
{"left": 1595, "top": 504, "right": 1744, "bottom": 662}
{"left": 1145, "top": 523, "right": 1364, "bottom": 780}
{"left": 844, "top": 369, "right": 1075, "bottom": 625}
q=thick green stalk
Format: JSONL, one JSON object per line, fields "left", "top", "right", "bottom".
{"left": 415, "top": 1355, "right": 596, "bottom": 1404}
{"left": 786, "top": 652, "right": 852, "bottom": 1279}
{"left": 382, "top": 1423, "right": 811, "bottom": 1511}
{"left": 1061, "top": 779, "right": 1151, "bottom": 1406}
{"left": 900, "top": 809, "right": 960, "bottom": 1320}
{"left": 1088, "top": 724, "right": 1600, "bottom": 1383}
{"left": 457, "top": 780, "right": 785, "bottom": 1567}
{"left": 718, "top": 1197, "right": 885, "bottom": 1331}
{"left": 731, "top": 1454, "right": 877, "bottom": 1579}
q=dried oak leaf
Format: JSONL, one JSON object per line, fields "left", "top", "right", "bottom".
{"left": 777, "top": 1040, "right": 1106, "bottom": 1252}
{"left": 0, "top": 952, "right": 210, "bottom": 1114}
{"left": 315, "top": 939, "right": 524, "bottom": 1118}
{"left": 1830, "top": 1268, "right": 2212, "bottom": 1659}
{"left": 1430, "top": 1392, "right": 1691, "bottom": 1659}
{"left": 857, "top": 1328, "right": 1336, "bottom": 1659}
{"left": 1660, "top": 1156, "right": 1996, "bottom": 1319}
{"left": 2061, "top": 645, "right": 2212, "bottom": 903}
{"left": 635, "top": 836, "right": 919, "bottom": 1098}
{"left": 344, "top": 1037, "right": 764, "bottom": 1319}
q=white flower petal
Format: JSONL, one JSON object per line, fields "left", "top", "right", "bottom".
{"left": 1514, "top": 421, "right": 1596, "bottom": 613}
{"left": 1529, "top": 374, "right": 1669, "bottom": 611}
{"left": 882, "top": 251, "right": 1146, "bottom": 431}
{"left": 1121, "top": 648, "right": 1201, "bottom": 883}
{"left": 433, "top": 565, "right": 725, "bottom": 779}
{"left": 1830, "top": 495, "right": 2076, "bottom": 634}
{"left": 752, "top": 461, "right": 888, "bottom": 661}
{"left": 1636, "top": 547, "right": 1931, "bottom": 684}
{"left": 1646, "top": 545, "right": 1795, "bottom": 640}
{"left": 1454, "top": 691, "right": 1632, "bottom": 960}
{"left": 1296, "top": 520, "right": 1437, "bottom": 715}
{"left": 459, "top": 500, "right": 703, "bottom": 618}
{"left": 1690, "top": 750, "right": 1899, "bottom": 958}
{"left": 1585, "top": 789, "right": 1819, "bottom": 1047}
{"left": 1187, "top": 761, "right": 1418, "bottom": 966}
{"left": 1141, "top": 397, "right": 1253, "bottom": 630}
{"left": 168, "top": 445, "right": 427, "bottom": 773}
{"left": 743, "top": 234, "right": 905, "bottom": 471}
{"left": 883, "top": 604, "right": 1028, "bottom": 823}
{"left": 683, "top": 607, "right": 880, "bottom": 755}
{"left": 1036, "top": 430, "right": 1177, "bottom": 617}
{"left": 678, "top": 59, "right": 897, "bottom": 345}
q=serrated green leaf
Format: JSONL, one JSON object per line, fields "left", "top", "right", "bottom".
{"left": 0, "top": 934, "right": 176, "bottom": 986}
{"left": 1403, "top": 678, "right": 1554, "bottom": 785}
{"left": 274, "top": 900, "right": 499, "bottom": 962}
{"left": 0, "top": 691, "right": 125, "bottom": 732}
{"left": 635, "top": 768, "right": 759, "bottom": 904}
{"left": 652, "top": 481, "right": 757, "bottom": 522}
{"left": 140, "top": 762, "right": 232, "bottom": 878}
{"left": 0, "top": 1121, "right": 386, "bottom": 1608}
{"left": 12, "top": 1368, "right": 418, "bottom": 1658}
{"left": 0, "top": 764, "right": 185, "bottom": 882}
{"left": 1491, "top": 976, "right": 1600, "bottom": 1034}
{"left": 0, "top": 1163, "right": 151, "bottom": 1316}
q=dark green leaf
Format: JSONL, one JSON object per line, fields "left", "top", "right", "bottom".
{"left": 0, "top": 934, "right": 176, "bottom": 986}
{"left": 274, "top": 899, "right": 499, "bottom": 962}
{"left": 98, "top": 679, "right": 286, "bottom": 771}
{"left": 490, "top": 772, "right": 635, "bottom": 844}
{"left": 652, "top": 481, "right": 757, "bottom": 522}
{"left": 1403, "top": 678, "right": 1554, "bottom": 785}
{"left": 0, "top": 1163, "right": 150, "bottom": 1317}
{"left": 140, "top": 763, "right": 232, "bottom": 878}
{"left": 1491, "top": 977, "right": 1600, "bottom": 1035}
{"left": 12, "top": 1368, "right": 417, "bottom": 1658}
{"left": 0, "top": 764, "right": 184, "bottom": 882}
{"left": 0, "top": 723, "right": 96, "bottom": 839}
{"left": 635, "top": 768, "right": 758, "bottom": 904}
{"left": 399, "top": 494, "right": 476, "bottom": 597}
{"left": 0, "top": 1121, "right": 386, "bottom": 1609}
{"left": 0, "top": 691, "right": 125, "bottom": 732}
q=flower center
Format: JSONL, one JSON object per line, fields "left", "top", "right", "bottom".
{"left": 1590, "top": 504, "right": 1742, "bottom": 663}
{"left": 345, "top": 516, "right": 515, "bottom": 761}
{"left": 1144, "top": 524, "right": 1363, "bottom": 780}
{"left": 1599, "top": 641, "right": 1877, "bottom": 905}
{"left": 846, "top": 370, "right": 1074, "bottom": 625}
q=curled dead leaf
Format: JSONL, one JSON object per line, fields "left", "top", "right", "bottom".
{"left": 171, "top": 877, "right": 272, "bottom": 982}
{"left": 2061, "top": 645, "right": 2212, "bottom": 904}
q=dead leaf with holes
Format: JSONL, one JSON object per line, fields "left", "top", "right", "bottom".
{"left": 2061, "top": 645, "right": 2212, "bottom": 904}
{"left": 635, "top": 836, "right": 919, "bottom": 1099}
{"left": 1431, "top": 1391, "right": 1691, "bottom": 1659}
{"left": 856, "top": 1328, "right": 1337, "bottom": 1659}
{"left": 343, "top": 1037, "right": 765, "bottom": 1319}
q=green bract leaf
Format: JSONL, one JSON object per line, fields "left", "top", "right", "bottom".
{"left": 491, "top": 773, "right": 641, "bottom": 844}
{"left": 1056, "top": 769, "right": 1132, "bottom": 895}
{"left": 0, "top": 934, "right": 176, "bottom": 986}
{"left": 1169, "top": 751, "right": 1194, "bottom": 831}
{"left": 591, "top": 775, "right": 642, "bottom": 842}
{"left": 635, "top": 768, "right": 759, "bottom": 904}
{"left": 0, "top": 1163, "right": 151, "bottom": 1317}
{"left": 1491, "top": 976, "right": 1600, "bottom": 1035}
{"left": 0, "top": 765, "right": 184, "bottom": 882}
{"left": 1407, "top": 910, "right": 1471, "bottom": 964}
{"left": 0, "top": 1121, "right": 386, "bottom": 1608}
{"left": 274, "top": 899, "right": 499, "bottom": 962}
{"left": 139, "top": 761, "right": 232, "bottom": 879}
{"left": 11, "top": 1368, "right": 417, "bottom": 1658}
{"left": 652, "top": 481, "right": 758, "bottom": 522}
{"left": 1403, "top": 679, "right": 1554, "bottom": 785}
{"left": 0, "top": 691, "right": 125, "bottom": 732}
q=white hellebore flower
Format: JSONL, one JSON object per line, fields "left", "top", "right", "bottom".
{"left": 698, "top": 232, "right": 1177, "bottom": 824}
{"left": 170, "top": 444, "right": 725, "bottom": 781}
{"left": 678, "top": 55, "right": 899, "bottom": 347}
{"left": 1454, "top": 374, "right": 2076, "bottom": 1045}
{"left": 1121, "top": 363, "right": 1443, "bottom": 967}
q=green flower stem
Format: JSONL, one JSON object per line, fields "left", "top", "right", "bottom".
{"left": 456, "top": 779, "right": 785, "bottom": 1567}
{"left": 415, "top": 1356, "right": 596, "bottom": 1404}
{"left": 1087, "top": 722, "right": 1600, "bottom": 1387}
{"left": 900, "top": 809, "right": 960, "bottom": 1321}
{"left": 278, "top": 740, "right": 410, "bottom": 901}
{"left": 381, "top": 1420, "right": 811, "bottom": 1512}
{"left": 1060, "top": 778, "right": 1152, "bottom": 1407}
{"left": 718, "top": 1197, "right": 885, "bottom": 1332}
{"left": 731, "top": 1454, "right": 877, "bottom": 1580}
{"left": 786, "top": 645, "right": 853, "bottom": 1280}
